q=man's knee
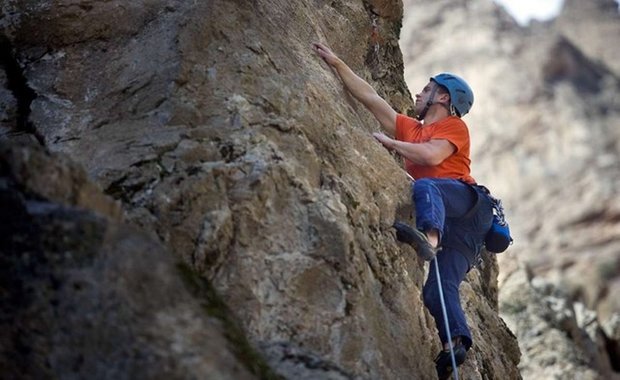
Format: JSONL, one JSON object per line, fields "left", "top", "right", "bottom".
{"left": 414, "top": 178, "right": 435, "bottom": 194}
{"left": 413, "top": 178, "right": 440, "bottom": 205}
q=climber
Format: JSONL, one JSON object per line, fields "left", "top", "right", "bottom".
{"left": 313, "top": 42, "right": 494, "bottom": 379}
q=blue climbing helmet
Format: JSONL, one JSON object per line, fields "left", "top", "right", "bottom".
{"left": 431, "top": 73, "right": 474, "bottom": 117}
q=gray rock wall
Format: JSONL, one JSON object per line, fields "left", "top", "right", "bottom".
{"left": 0, "top": 142, "right": 261, "bottom": 380}
{"left": 1, "top": 0, "right": 520, "bottom": 379}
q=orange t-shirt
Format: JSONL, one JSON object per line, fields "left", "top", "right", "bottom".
{"left": 395, "top": 114, "right": 475, "bottom": 184}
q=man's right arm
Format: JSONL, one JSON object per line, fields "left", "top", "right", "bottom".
{"left": 314, "top": 43, "right": 397, "bottom": 136}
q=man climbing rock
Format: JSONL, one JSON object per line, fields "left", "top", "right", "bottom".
{"left": 313, "top": 42, "right": 494, "bottom": 379}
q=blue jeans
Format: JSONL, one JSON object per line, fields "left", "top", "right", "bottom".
{"left": 413, "top": 178, "right": 493, "bottom": 349}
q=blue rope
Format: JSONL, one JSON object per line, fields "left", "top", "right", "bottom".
{"left": 434, "top": 255, "right": 459, "bottom": 380}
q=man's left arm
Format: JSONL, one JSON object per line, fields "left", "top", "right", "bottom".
{"left": 373, "top": 133, "right": 455, "bottom": 166}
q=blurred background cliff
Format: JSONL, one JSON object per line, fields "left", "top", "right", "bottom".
{"left": 401, "top": 0, "right": 620, "bottom": 377}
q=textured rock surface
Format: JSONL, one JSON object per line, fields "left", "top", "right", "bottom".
{"left": 0, "top": 70, "right": 15, "bottom": 134}
{"left": 0, "top": 142, "right": 262, "bottom": 380}
{"left": 0, "top": 0, "right": 521, "bottom": 379}
{"left": 401, "top": 0, "right": 620, "bottom": 378}
{"left": 500, "top": 265, "right": 620, "bottom": 380}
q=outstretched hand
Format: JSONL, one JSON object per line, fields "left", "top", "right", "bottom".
{"left": 373, "top": 132, "right": 395, "bottom": 150}
{"left": 313, "top": 42, "right": 341, "bottom": 67}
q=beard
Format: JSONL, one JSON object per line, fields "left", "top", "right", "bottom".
{"left": 414, "top": 99, "right": 424, "bottom": 119}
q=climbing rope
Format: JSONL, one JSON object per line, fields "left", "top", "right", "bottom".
{"left": 405, "top": 173, "right": 459, "bottom": 379}
{"left": 434, "top": 256, "right": 459, "bottom": 380}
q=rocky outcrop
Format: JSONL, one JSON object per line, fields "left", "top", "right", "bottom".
{"left": 501, "top": 265, "right": 620, "bottom": 380}
{"left": 0, "top": 0, "right": 520, "bottom": 379}
{"left": 0, "top": 68, "right": 16, "bottom": 135}
{"left": 0, "top": 39, "right": 17, "bottom": 137}
{"left": 0, "top": 141, "right": 263, "bottom": 379}
{"left": 555, "top": 0, "right": 620, "bottom": 77}
{"left": 401, "top": 0, "right": 620, "bottom": 378}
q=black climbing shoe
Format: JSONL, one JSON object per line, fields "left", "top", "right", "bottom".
{"left": 392, "top": 221, "right": 437, "bottom": 261}
{"left": 435, "top": 342, "right": 467, "bottom": 380}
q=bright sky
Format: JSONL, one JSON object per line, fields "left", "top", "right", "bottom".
{"left": 492, "top": 0, "right": 564, "bottom": 25}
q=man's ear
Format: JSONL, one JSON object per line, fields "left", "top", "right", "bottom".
{"left": 437, "top": 92, "right": 451, "bottom": 106}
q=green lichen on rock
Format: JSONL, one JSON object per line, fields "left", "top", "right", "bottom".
{"left": 177, "top": 263, "right": 283, "bottom": 380}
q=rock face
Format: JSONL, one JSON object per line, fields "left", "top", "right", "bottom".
{"left": 400, "top": 0, "right": 620, "bottom": 378}
{"left": 0, "top": 141, "right": 261, "bottom": 380}
{"left": 501, "top": 264, "right": 620, "bottom": 380}
{"left": 0, "top": 0, "right": 521, "bottom": 379}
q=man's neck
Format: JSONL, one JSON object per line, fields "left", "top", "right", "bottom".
{"left": 422, "top": 106, "right": 451, "bottom": 126}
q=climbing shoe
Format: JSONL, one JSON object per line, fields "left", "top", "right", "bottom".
{"left": 392, "top": 221, "right": 437, "bottom": 261}
{"left": 435, "top": 342, "right": 467, "bottom": 380}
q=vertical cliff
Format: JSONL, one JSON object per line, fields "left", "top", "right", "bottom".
{"left": 1, "top": 0, "right": 520, "bottom": 378}
{"left": 400, "top": 0, "right": 620, "bottom": 378}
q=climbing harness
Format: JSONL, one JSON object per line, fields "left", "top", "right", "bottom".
{"left": 465, "top": 185, "right": 513, "bottom": 254}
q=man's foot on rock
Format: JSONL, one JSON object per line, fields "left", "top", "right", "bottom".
{"left": 435, "top": 342, "right": 467, "bottom": 380}
{"left": 392, "top": 221, "right": 437, "bottom": 261}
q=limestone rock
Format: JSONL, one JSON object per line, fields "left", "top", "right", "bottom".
{"left": 500, "top": 266, "right": 620, "bottom": 380}
{"left": 1, "top": 0, "right": 521, "bottom": 379}
{"left": 0, "top": 68, "right": 16, "bottom": 135}
{"left": 0, "top": 141, "right": 261, "bottom": 380}
{"left": 555, "top": 0, "right": 620, "bottom": 77}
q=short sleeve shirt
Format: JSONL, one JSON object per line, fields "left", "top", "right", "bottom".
{"left": 395, "top": 114, "right": 475, "bottom": 184}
